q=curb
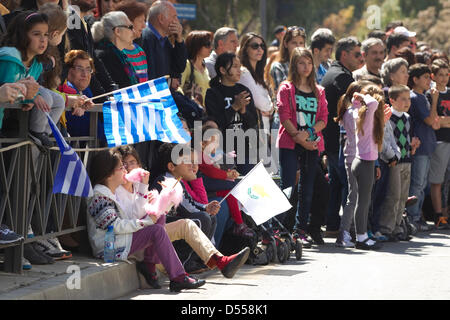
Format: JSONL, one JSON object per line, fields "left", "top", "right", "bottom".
{"left": 0, "top": 260, "right": 142, "bottom": 300}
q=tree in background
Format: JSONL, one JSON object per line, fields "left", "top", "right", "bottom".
{"left": 405, "top": 0, "right": 450, "bottom": 54}
{"left": 176, "top": 0, "right": 448, "bottom": 53}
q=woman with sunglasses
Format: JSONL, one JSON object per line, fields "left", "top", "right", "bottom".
{"left": 180, "top": 30, "right": 214, "bottom": 107}
{"left": 91, "top": 11, "right": 139, "bottom": 89}
{"left": 116, "top": 1, "right": 150, "bottom": 83}
{"left": 238, "top": 33, "right": 273, "bottom": 138}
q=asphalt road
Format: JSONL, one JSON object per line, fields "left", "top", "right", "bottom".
{"left": 119, "top": 228, "right": 450, "bottom": 302}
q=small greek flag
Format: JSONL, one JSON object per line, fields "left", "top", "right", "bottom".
{"left": 47, "top": 114, "right": 93, "bottom": 197}
{"left": 102, "top": 77, "right": 191, "bottom": 147}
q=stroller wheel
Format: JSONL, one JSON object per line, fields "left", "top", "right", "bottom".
{"left": 295, "top": 239, "right": 303, "bottom": 260}
{"left": 277, "top": 241, "right": 288, "bottom": 263}
{"left": 284, "top": 240, "right": 291, "bottom": 261}
{"left": 267, "top": 242, "right": 276, "bottom": 263}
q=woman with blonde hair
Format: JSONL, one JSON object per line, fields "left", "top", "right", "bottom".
{"left": 238, "top": 32, "right": 273, "bottom": 136}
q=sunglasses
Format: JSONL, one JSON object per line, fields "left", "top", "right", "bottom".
{"left": 287, "top": 26, "right": 306, "bottom": 32}
{"left": 203, "top": 41, "right": 212, "bottom": 48}
{"left": 249, "top": 42, "right": 266, "bottom": 50}
{"left": 113, "top": 25, "right": 134, "bottom": 31}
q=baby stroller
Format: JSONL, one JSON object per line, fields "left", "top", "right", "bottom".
{"left": 242, "top": 214, "right": 302, "bottom": 264}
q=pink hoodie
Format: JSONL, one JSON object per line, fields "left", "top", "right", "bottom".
{"left": 276, "top": 81, "right": 328, "bottom": 153}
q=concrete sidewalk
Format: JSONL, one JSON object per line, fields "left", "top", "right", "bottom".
{"left": 0, "top": 254, "right": 142, "bottom": 300}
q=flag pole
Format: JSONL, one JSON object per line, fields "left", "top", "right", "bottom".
{"left": 87, "top": 75, "right": 170, "bottom": 102}
{"left": 217, "top": 160, "right": 264, "bottom": 205}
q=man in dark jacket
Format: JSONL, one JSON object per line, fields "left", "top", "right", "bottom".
{"left": 141, "top": 0, "right": 187, "bottom": 80}
{"left": 321, "top": 36, "right": 362, "bottom": 235}
{"left": 138, "top": 0, "right": 188, "bottom": 172}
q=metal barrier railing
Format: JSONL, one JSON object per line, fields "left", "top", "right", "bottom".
{"left": 0, "top": 104, "right": 105, "bottom": 273}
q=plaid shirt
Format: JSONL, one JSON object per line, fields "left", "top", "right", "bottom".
{"left": 270, "top": 61, "right": 289, "bottom": 93}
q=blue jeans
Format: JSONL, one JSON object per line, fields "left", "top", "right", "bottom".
{"left": 277, "top": 148, "right": 299, "bottom": 227}
{"left": 210, "top": 197, "right": 232, "bottom": 248}
{"left": 326, "top": 152, "right": 347, "bottom": 231}
{"left": 407, "top": 155, "right": 431, "bottom": 222}
{"left": 279, "top": 148, "right": 319, "bottom": 231}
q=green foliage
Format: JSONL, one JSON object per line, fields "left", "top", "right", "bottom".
{"left": 177, "top": 0, "right": 449, "bottom": 52}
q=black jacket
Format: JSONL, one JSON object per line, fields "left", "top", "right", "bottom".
{"left": 141, "top": 24, "right": 187, "bottom": 80}
{"left": 94, "top": 40, "right": 137, "bottom": 89}
{"left": 321, "top": 61, "right": 355, "bottom": 155}
{"left": 205, "top": 83, "right": 258, "bottom": 158}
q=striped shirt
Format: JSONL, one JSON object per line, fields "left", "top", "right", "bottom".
{"left": 123, "top": 44, "right": 149, "bottom": 83}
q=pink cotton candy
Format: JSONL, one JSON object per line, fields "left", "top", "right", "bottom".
{"left": 226, "top": 151, "right": 237, "bottom": 158}
{"left": 144, "top": 177, "right": 183, "bottom": 220}
{"left": 125, "top": 168, "right": 147, "bottom": 183}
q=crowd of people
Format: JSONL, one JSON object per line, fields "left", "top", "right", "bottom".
{"left": 0, "top": 0, "right": 449, "bottom": 292}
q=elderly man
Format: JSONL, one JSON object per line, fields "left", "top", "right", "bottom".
{"left": 141, "top": 0, "right": 187, "bottom": 80}
{"left": 353, "top": 37, "right": 386, "bottom": 81}
{"left": 139, "top": 1, "right": 187, "bottom": 171}
{"left": 58, "top": 50, "right": 106, "bottom": 144}
{"left": 205, "top": 27, "right": 239, "bottom": 78}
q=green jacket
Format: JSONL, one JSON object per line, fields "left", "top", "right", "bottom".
{"left": 0, "top": 47, "right": 43, "bottom": 129}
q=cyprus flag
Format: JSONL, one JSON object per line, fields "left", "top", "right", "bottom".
{"left": 229, "top": 162, "right": 292, "bottom": 225}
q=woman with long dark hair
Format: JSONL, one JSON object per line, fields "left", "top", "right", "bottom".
{"left": 238, "top": 32, "right": 273, "bottom": 137}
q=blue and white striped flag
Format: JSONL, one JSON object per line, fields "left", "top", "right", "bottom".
{"left": 47, "top": 114, "right": 93, "bottom": 198}
{"left": 102, "top": 76, "right": 191, "bottom": 147}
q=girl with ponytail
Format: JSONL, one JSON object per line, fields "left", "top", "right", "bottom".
{"left": 350, "top": 84, "right": 385, "bottom": 250}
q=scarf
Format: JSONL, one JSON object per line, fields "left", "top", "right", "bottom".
{"left": 103, "top": 40, "right": 138, "bottom": 86}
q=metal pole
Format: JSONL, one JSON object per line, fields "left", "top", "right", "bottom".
{"left": 260, "top": 0, "right": 267, "bottom": 40}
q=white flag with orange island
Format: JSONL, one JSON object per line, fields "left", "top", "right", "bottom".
{"left": 228, "top": 162, "right": 292, "bottom": 225}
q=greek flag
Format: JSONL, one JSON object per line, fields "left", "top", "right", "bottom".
{"left": 47, "top": 114, "right": 93, "bottom": 197}
{"left": 102, "top": 77, "right": 191, "bottom": 147}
